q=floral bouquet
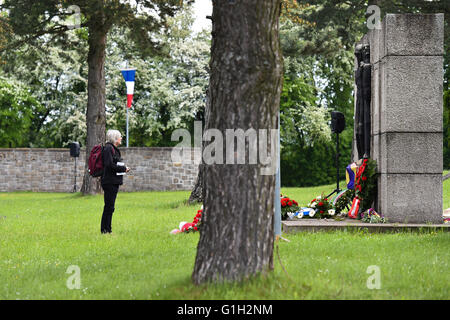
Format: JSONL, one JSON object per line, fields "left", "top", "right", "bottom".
{"left": 333, "top": 189, "right": 355, "bottom": 215}
{"left": 354, "top": 158, "right": 378, "bottom": 213}
{"left": 171, "top": 207, "right": 202, "bottom": 234}
{"left": 281, "top": 195, "right": 300, "bottom": 220}
{"left": 361, "top": 208, "right": 386, "bottom": 224}
{"left": 308, "top": 194, "right": 335, "bottom": 218}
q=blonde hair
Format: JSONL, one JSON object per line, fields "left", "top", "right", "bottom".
{"left": 106, "top": 129, "right": 122, "bottom": 144}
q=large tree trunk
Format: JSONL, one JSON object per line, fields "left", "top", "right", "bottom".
{"left": 81, "top": 18, "right": 107, "bottom": 195}
{"left": 192, "top": 0, "right": 283, "bottom": 284}
{"left": 189, "top": 90, "right": 210, "bottom": 205}
{"left": 188, "top": 164, "right": 204, "bottom": 204}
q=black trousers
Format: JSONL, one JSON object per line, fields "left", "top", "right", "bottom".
{"left": 101, "top": 184, "right": 119, "bottom": 233}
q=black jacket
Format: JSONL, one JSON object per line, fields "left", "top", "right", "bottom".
{"left": 101, "top": 143, "right": 126, "bottom": 186}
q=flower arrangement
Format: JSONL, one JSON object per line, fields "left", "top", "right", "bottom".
{"left": 281, "top": 195, "right": 300, "bottom": 220}
{"left": 308, "top": 194, "right": 334, "bottom": 218}
{"left": 354, "top": 158, "right": 378, "bottom": 213}
{"left": 361, "top": 208, "right": 386, "bottom": 223}
{"left": 183, "top": 209, "right": 202, "bottom": 233}
{"left": 170, "top": 208, "right": 202, "bottom": 234}
{"left": 333, "top": 189, "right": 355, "bottom": 215}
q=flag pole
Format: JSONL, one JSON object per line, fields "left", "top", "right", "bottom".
{"left": 121, "top": 66, "right": 136, "bottom": 148}
{"left": 125, "top": 61, "right": 129, "bottom": 148}
{"left": 126, "top": 101, "right": 129, "bottom": 148}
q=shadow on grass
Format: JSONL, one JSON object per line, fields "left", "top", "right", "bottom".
{"left": 159, "top": 272, "right": 312, "bottom": 300}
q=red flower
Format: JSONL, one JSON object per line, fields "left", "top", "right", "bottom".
{"left": 320, "top": 210, "right": 324, "bottom": 214}
{"left": 318, "top": 202, "right": 323, "bottom": 206}
{"left": 362, "top": 176, "right": 367, "bottom": 181}
{"left": 293, "top": 201, "right": 298, "bottom": 205}
{"left": 194, "top": 226, "right": 198, "bottom": 231}
{"left": 288, "top": 201, "right": 293, "bottom": 206}
{"left": 325, "top": 198, "right": 328, "bottom": 201}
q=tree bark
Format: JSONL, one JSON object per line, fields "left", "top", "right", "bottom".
{"left": 81, "top": 16, "right": 108, "bottom": 195}
{"left": 189, "top": 90, "right": 210, "bottom": 205}
{"left": 192, "top": 0, "right": 283, "bottom": 284}
{"left": 188, "top": 164, "right": 204, "bottom": 204}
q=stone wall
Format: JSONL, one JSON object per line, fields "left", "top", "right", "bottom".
{"left": 354, "top": 14, "right": 444, "bottom": 223}
{"left": 0, "top": 147, "right": 201, "bottom": 192}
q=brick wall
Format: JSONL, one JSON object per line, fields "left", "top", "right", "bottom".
{"left": 0, "top": 147, "right": 201, "bottom": 192}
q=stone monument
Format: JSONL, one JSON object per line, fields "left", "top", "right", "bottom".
{"left": 353, "top": 13, "right": 444, "bottom": 223}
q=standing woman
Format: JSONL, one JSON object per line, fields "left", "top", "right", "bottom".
{"left": 101, "top": 129, "right": 130, "bottom": 234}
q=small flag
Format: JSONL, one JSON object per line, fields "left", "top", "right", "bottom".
{"left": 121, "top": 68, "right": 136, "bottom": 108}
{"left": 346, "top": 162, "right": 358, "bottom": 190}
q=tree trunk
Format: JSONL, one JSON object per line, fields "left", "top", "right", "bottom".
{"left": 81, "top": 18, "right": 107, "bottom": 195}
{"left": 189, "top": 89, "right": 210, "bottom": 205}
{"left": 192, "top": 0, "right": 283, "bottom": 284}
{"left": 188, "top": 164, "right": 204, "bottom": 204}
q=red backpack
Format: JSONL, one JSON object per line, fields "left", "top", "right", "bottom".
{"left": 88, "top": 144, "right": 114, "bottom": 177}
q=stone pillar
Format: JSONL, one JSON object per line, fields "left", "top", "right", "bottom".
{"left": 355, "top": 14, "right": 444, "bottom": 223}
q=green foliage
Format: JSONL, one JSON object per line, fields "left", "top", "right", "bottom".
{"left": 0, "top": 78, "right": 44, "bottom": 147}
{"left": 0, "top": 5, "right": 207, "bottom": 148}
{"left": 0, "top": 27, "right": 88, "bottom": 147}
{"left": 105, "top": 7, "right": 209, "bottom": 147}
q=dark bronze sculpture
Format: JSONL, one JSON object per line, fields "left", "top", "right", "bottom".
{"left": 355, "top": 43, "right": 372, "bottom": 159}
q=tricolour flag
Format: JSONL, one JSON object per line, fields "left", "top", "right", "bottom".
{"left": 121, "top": 68, "right": 136, "bottom": 108}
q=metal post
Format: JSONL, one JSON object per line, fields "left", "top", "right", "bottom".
{"left": 125, "top": 60, "right": 129, "bottom": 148}
{"left": 73, "top": 157, "right": 77, "bottom": 193}
{"left": 336, "top": 133, "right": 340, "bottom": 193}
{"left": 274, "top": 112, "right": 282, "bottom": 240}
{"left": 126, "top": 106, "right": 129, "bottom": 148}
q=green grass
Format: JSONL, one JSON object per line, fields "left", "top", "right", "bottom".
{"left": 0, "top": 178, "right": 449, "bottom": 300}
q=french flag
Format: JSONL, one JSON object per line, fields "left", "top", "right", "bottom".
{"left": 121, "top": 69, "right": 136, "bottom": 108}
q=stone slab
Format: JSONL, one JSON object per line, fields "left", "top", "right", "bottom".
{"left": 366, "top": 27, "right": 384, "bottom": 65}
{"left": 383, "top": 13, "right": 444, "bottom": 57}
{"left": 374, "top": 132, "right": 442, "bottom": 174}
{"left": 282, "top": 219, "right": 449, "bottom": 234}
{"left": 378, "top": 173, "right": 442, "bottom": 224}
{"left": 379, "top": 55, "right": 443, "bottom": 133}
{"left": 371, "top": 61, "right": 381, "bottom": 135}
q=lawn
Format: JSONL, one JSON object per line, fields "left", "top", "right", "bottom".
{"left": 0, "top": 178, "right": 449, "bottom": 300}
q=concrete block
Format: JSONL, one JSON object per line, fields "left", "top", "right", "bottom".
{"left": 383, "top": 14, "right": 444, "bottom": 57}
{"left": 378, "top": 173, "right": 442, "bottom": 223}
{"left": 380, "top": 55, "right": 443, "bottom": 133}
{"left": 366, "top": 27, "right": 384, "bottom": 64}
{"left": 372, "top": 62, "right": 381, "bottom": 135}
{"left": 378, "top": 132, "right": 442, "bottom": 174}
{"left": 371, "top": 133, "right": 381, "bottom": 173}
